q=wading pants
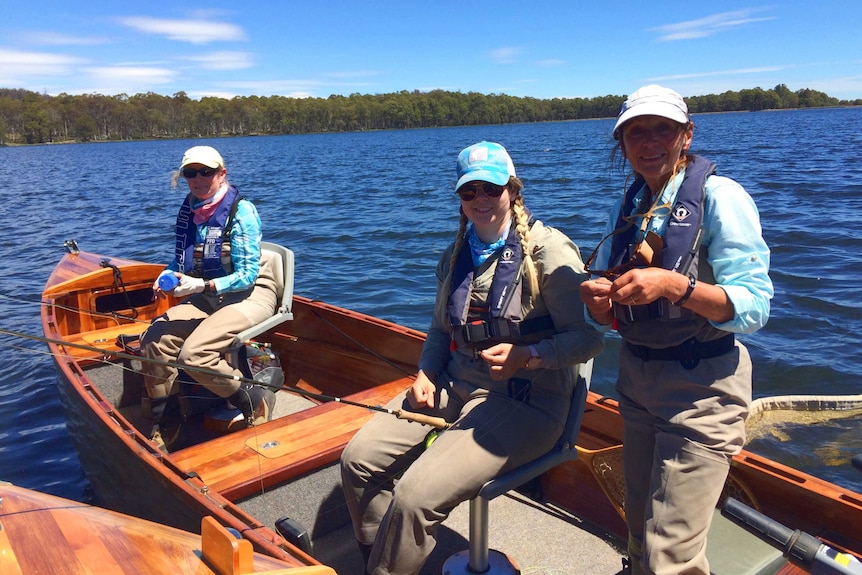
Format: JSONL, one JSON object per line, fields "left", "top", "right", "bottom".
{"left": 340, "top": 374, "right": 564, "bottom": 575}
{"left": 617, "top": 340, "right": 751, "bottom": 575}
{"left": 140, "top": 283, "right": 277, "bottom": 402}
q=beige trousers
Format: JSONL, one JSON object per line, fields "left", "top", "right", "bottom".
{"left": 140, "top": 284, "right": 277, "bottom": 400}
{"left": 341, "top": 373, "right": 565, "bottom": 575}
{"left": 617, "top": 341, "right": 751, "bottom": 575}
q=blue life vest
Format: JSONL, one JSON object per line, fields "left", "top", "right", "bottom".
{"left": 610, "top": 155, "right": 715, "bottom": 323}
{"left": 447, "top": 221, "right": 555, "bottom": 348}
{"left": 175, "top": 186, "right": 242, "bottom": 279}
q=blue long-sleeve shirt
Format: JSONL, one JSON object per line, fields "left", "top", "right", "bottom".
{"left": 166, "top": 198, "right": 262, "bottom": 294}
{"left": 591, "top": 170, "right": 773, "bottom": 334}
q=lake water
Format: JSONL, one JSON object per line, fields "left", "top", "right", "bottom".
{"left": 1, "top": 108, "right": 861, "bottom": 504}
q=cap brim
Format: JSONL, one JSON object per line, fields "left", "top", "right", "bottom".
{"left": 456, "top": 170, "right": 510, "bottom": 191}
{"left": 180, "top": 158, "right": 222, "bottom": 169}
{"left": 613, "top": 103, "right": 689, "bottom": 138}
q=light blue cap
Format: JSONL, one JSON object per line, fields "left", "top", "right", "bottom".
{"left": 456, "top": 141, "right": 516, "bottom": 191}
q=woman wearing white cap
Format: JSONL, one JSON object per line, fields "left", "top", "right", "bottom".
{"left": 139, "top": 145, "right": 279, "bottom": 451}
{"left": 580, "top": 86, "right": 773, "bottom": 575}
{"left": 341, "top": 141, "right": 603, "bottom": 574}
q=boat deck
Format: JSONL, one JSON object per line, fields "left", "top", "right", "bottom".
{"left": 88, "top": 360, "right": 628, "bottom": 573}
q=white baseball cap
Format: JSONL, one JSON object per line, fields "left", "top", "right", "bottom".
{"left": 179, "top": 146, "right": 224, "bottom": 169}
{"left": 613, "top": 85, "right": 689, "bottom": 139}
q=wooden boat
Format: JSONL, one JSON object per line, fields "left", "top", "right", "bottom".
{"left": 0, "top": 481, "right": 333, "bottom": 574}
{"left": 37, "top": 242, "right": 862, "bottom": 574}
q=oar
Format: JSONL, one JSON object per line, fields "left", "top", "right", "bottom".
{"left": 0, "top": 327, "right": 449, "bottom": 429}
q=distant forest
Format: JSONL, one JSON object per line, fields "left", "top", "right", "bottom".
{"left": 1, "top": 83, "right": 858, "bottom": 145}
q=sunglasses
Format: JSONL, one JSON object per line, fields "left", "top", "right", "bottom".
{"left": 584, "top": 201, "right": 671, "bottom": 279}
{"left": 182, "top": 166, "right": 219, "bottom": 179}
{"left": 456, "top": 182, "right": 506, "bottom": 201}
{"left": 584, "top": 229, "right": 663, "bottom": 280}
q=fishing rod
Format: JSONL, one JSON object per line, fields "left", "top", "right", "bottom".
{"left": 0, "top": 327, "right": 448, "bottom": 429}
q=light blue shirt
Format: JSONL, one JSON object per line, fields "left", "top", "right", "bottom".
{"left": 591, "top": 170, "right": 773, "bottom": 334}
{"left": 167, "top": 198, "right": 262, "bottom": 294}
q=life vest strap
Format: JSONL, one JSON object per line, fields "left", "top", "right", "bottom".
{"left": 451, "top": 315, "right": 555, "bottom": 348}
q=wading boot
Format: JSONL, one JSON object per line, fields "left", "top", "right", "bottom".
{"left": 229, "top": 382, "right": 276, "bottom": 427}
{"left": 143, "top": 394, "right": 183, "bottom": 453}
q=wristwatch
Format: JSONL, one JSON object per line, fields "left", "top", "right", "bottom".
{"left": 524, "top": 345, "right": 542, "bottom": 370}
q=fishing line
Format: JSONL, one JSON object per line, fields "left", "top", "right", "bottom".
{"left": 0, "top": 290, "right": 417, "bottom": 375}
{"left": 0, "top": 327, "right": 448, "bottom": 429}
{"left": 310, "top": 308, "right": 415, "bottom": 379}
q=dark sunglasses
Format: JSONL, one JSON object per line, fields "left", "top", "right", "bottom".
{"left": 584, "top": 229, "right": 662, "bottom": 280}
{"left": 182, "top": 166, "right": 219, "bottom": 179}
{"left": 456, "top": 182, "right": 506, "bottom": 201}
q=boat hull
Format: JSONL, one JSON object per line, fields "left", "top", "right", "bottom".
{"left": 39, "top": 247, "right": 862, "bottom": 573}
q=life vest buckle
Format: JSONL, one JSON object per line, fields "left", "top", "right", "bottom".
{"left": 464, "top": 320, "right": 491, "bottom": 343}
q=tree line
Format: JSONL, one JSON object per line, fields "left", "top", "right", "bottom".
{"left": 0, "top": 83, "right": 857, "bottom": 145}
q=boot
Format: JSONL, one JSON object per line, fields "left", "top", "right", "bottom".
{"left": 229, "top": 383, "right": 275, "bottom": 427}
{"left": 144, "top": 394, "right": 183, "bottom": 453}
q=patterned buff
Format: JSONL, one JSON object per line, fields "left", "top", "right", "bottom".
{"left": 192, "top": 185, "right": 229, "bottom": 224}
{"left": 467, "top": 223, "right": 509, "bottom": 267}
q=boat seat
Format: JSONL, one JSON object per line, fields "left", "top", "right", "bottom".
{"left": 232, "top": 241, "right": 295, "bottom": 348}
{"left": 442, "top": 359, "right": 593, "bottom": 575}
{"left": 179, "top": 242, "right": 295, "bottom": 424}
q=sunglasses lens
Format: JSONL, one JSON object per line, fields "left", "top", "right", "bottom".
{"left": 457, "top": 188, "right": 478, "bottom": 201}
{"left": 456, "top": 183, "right": 504, "bottom": 201}
{"left": 182, "top": 167, "right": 217, "bottom": 178}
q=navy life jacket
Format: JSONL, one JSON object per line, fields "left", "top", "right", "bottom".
{"left": 448, "top": 221, "right": 554, "bottom": 348}
{"left": 175, "top": 186, "right": 242, "bottom": 280}
{"left": 610, "top": 155, "right": 715, "bottom": 323}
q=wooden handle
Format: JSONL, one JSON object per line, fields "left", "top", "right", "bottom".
{"left": 395, "top": 410, "right": 448, "bottom": 429}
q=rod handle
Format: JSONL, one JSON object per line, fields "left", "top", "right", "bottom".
{"left": 395, "top": 410, "right": 448, "bottom": 429}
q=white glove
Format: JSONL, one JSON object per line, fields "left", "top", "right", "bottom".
{"left": 173, "top": 275, "right": 206, "bottom": 297}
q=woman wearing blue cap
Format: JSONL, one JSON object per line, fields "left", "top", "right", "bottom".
{"left": 341, "top": 141, "right": 603, "bottom": 574}
{"left": 580, "top": 86, "right": 773, "bottom": 575}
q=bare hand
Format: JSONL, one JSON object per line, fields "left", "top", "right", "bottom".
{"left": 609, "top": 268, "right": 675, "bottom": 306}
{"left": 407, "top": 371, "right": 436, "bottom": 409}
{"left": 580, "top": 277, "right": 614, "bottom": 324}
{"left": 480, "top": 343, "right": 528, "bottom": 381}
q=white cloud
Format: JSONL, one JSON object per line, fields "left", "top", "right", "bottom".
{"left": 185, "top": 51, "right": 255, "bottom": 71}
{"left": 538, "top": 59, "right": 565, "bottom": 68}
{"left": 323, "top": 70, "right": 381, "bottom": 79}
{"left": 489, "top": 47, "right": 523, "bottom": 64}
{"left": 0, "top": 49, "right": 87, "bottom": 84}
{"left": 650, "top": 66, "right": 786, "bottom": 82}
{"left": 652, "top": 9, "right": 777, "bottom": 42}
{"left": 87, "top": 66, "right": 175, "bottom": 83}
{"left": 119, "top": 16, "right": 246, "bottom": 44}
{"left": 79, "top": 65, "right": 176, "bottom": 95}
{"left": 28, "top": 32, "right": 110, "bottom": 46}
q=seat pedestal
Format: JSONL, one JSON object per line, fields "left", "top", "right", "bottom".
{"left": 442, "top": 549, "right": 519, "bottom": 575}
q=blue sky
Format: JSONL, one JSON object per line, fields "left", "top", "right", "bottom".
{"left": 2, "top": 1, "right": 860, "bottom": 101}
